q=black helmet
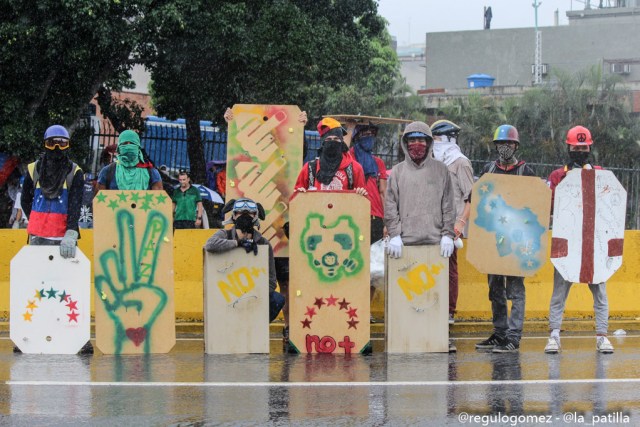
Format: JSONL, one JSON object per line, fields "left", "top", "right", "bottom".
{"left": 430, "top": 120, "right": 461, "bottom": 137}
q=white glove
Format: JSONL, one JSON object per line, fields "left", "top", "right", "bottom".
{"left": 386, "top": 235, "right": 403, "bottom": 259}
{"left": 440, "top": 235, "right": 454, "bottom": 258}
{"left": 454, "top": 237, "right": 464, "bottom": 249}
{"left": 60, "top": 230, "right": 79, "bottom": 258}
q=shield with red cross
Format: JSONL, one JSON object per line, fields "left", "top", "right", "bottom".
{"left": 551, "top": 168, "right": 627, "bottom": 284}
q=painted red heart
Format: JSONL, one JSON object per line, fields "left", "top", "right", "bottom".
{"left": 126, "top": 327, "right": 147, "bottom": 347}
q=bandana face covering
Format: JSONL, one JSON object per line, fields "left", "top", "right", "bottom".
{"left": 118, "top": 144, "right": 142, "bottom": 167}
{"left": 407, "top": 142, "right": 428, "bottom": 163}
{"left": 39, "top": 149, "right": 72, "bottom": 199}
{"left": 569, "top": 151, "right": 590, "bottom": 167}
{"left": 317, "top": 139, "right": 346, "bottom": 185}
{"left": 496, "top": 144, "right": 517, "bottom": 163}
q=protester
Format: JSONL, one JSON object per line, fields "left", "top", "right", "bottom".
{"left": 96, "top": 130, "right": 163, "bottom": 191}
{"left": 203, "top": 197, "right": 284, "bottom": 323}
{"left": 172, "top": 170, "right": 203, "bottom": 229}
{"left": 384, "top": 121, "right": 456, "bottom": 350}
{"left": 294, "top": 118, "right": 367, "bottom": 194}
{"left": 474, "top": 124, "right": 535, "bottom": 354}
{"left": 544, "top": 125, "right": 614, "bottom": 354}
{"left": 349, "top": 124, "right": 388, "bottom": 322}
{"left": 431, "top": 120, "right": 474, "bottom": 325}
{"left": 20, "top": 125, "right": 91, "bottom": 354}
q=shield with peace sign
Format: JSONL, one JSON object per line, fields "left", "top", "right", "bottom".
{"left": 93, "top": 190, "right": 175, "bottom": 354}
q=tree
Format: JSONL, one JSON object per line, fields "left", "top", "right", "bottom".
{"left": 148, "top": 0, "right": 390, "bottom": 183}
{"left": 0, "top": 0, "right": 165, "bottom": 165}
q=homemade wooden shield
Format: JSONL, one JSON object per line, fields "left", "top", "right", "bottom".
{"left": 226, "top": 104, "right": 304, "bottom": 257}
{"left": 551, "top": 169, "right": 627, "bottom": 284}
{"left": 203, "top": 247, "right": 269, "bottom": 354}
{"left": 467, "top": 174, "right": 551, "bottom": 277}
{"left": 289, "top": 192, "right": 370, "bottom": 354}
{"left": 10, "top": 246, "right": 90, "bottom": 354}
{"left": 385, "top": 245, "right": 449, "bottom": 353}
{"left": 93, "top": 190, "right": 175, "bottom": 355}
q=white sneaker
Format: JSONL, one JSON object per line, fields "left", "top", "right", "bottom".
{"left": 544, "top": 336, "right": 561, "bottom": 354}
{"left": 597, "top": 336, "right": 614, "bottom": 354}
{"left": 448, "top": 313, "right": 455, "bottom": 325}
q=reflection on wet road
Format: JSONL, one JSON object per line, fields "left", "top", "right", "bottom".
{"left": 1, "top": 335, "right": 638, "bottom": 425}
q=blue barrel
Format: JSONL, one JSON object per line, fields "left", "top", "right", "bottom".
{"left": 467, "top": 74, "right": 495, "bottom": 88}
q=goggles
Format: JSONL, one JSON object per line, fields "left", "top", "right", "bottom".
{"left": 44, "top": 138, "right": 70, "bottom": 150}
{"left": 233, "top": 199, "right": 258, "bottom": 213}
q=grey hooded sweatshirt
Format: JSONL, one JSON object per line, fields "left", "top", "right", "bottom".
{"left": 384, "top": 121, "right": 456, "bottom": 245}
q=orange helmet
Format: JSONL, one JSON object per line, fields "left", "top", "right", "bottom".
{"left": 566, "top": 126, "right": 593, "bottom": 146}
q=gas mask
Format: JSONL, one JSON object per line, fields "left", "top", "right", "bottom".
{"left": 234, "top": 213, "right": 255, "bottom": 234}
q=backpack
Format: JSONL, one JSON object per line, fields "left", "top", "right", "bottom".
{"left": 307, "top": 159, "right": 354, "bottom": 190}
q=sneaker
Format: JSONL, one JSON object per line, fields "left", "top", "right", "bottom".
{"left": 13, "top": 345, "right": 22, "bottom": 354}
{"left": 370, "top": 315, "right": 376, "bottom": 324}
{"left": 78, "top": 341, "right": 94, "bottom": 355}
{"left": 448, "top": 313, "right": 455, "bottom": 325}
{"left": 475, "top": 333, "right": 504, "bottom": 350}
{"left": 493, "top": 337, "right": 520, "bottom": 353}
{"left": 544, "top": 336, "right": 561, "bottom": 354}
{"left": 448, "top": 339, "right": 457, "bottom": 353}
{"left": 596, "top": 336, "right": 614, "bottom": 354}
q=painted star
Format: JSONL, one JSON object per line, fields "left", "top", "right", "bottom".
{"left": 301, "top": 318, "right": 312, "bottom": 329}
{"left": 144, "top": 193, "right": 155, "bottom": 204}
{"left": 39, "top": 289, "right": 46, "bottom": 299}
{"left": 305, "top": 306, "right": 317, "bottom": 318}
{"left": 347, "top": 319, "right": 359, "bottom": 329}
{"left": 107, "top": 199, "right": 120, "bottom": 211}
{"left": 326, "top": 295, "right": 338, "bottom": 306}
{"left": 314, "top": 297, "right": 326, "bottom": 309}
{"left": 34, "top": 289, "right": 43, "bottom": 301}
{"left": 346, "top": 307, "right": 358, "bottom": 319}
{"left": 155, "top": 193, "right": 168, "bottom": 204}
{"left": 66, "top": 299, "right": 78, "bottom": 311}
{"left": 67, "top": 311, "right": 79, "bottom": 323}
{"left": 526, "top": 260, "right": 534, "bottom": 267}
{"left": 46, "top": 287, "right": 58, "bottom": 299}
{"left": 490, "top": 200, "right": 497, "bottom": 209}
{"left": 480, "top": 184, "right": 489, "bottom": 193}
{"left": 95, "top": 192, "right": 107, "bottom": 203}
{"left": 130, "top": 192, "right": 141, "bottom": 202}
{"left": 140, "top": 202, "right": 152, "bottom": 212}
{"left": 23, "top": 311, "right": 33, "bottom": 322}
{"left": 498, "top": 216, "right": 508, "bottom": 224}
{"left": 117, "top": 192, "right": 128, "bottom": 202}
{"left": 26, "top": 300, "right": 38, "bottom": 310}
{"left": 338, "top": 298, "right": 350, "bottom": 310}
{"left": 58, "top": 291, "right": 70, "bottom": 302}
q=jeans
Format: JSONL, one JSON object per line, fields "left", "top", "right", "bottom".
{"left": 549, "top": 267, "right": 609, "bottom": 335}
{"left": 488, "top": 274, "right": 526, "bottom": 342}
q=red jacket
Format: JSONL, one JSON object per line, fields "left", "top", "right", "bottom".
{"left": 294, "top": 154, "right": 365, "bottom": 192}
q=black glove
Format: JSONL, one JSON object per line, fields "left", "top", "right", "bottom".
{"left": 239, "top": 238, "right": 258, "bottom": 255}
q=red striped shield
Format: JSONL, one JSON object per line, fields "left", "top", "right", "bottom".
{"left": 551, "top": 168, "right": 627, "bottom": 284}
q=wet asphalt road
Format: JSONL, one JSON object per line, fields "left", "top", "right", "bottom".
{"left": 1, "top": 334, "right": 639, "bottom": 426}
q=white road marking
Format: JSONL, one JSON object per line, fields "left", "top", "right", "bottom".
{"left": 6, "top": 378, "right": 640, "bottom": 388}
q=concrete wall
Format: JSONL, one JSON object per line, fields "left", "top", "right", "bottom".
{"left": 425, "top": 18, "right": 640, "bottom": 90}
{"left": 2, "top": 229, "right": 639, "bottom": 321}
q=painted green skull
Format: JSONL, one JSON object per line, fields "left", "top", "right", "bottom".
{"left": 300, "top": 213, "right": 363, "bottom": 281}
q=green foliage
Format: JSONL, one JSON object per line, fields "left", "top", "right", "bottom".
{"left": 437, "top": 66, "right": 640, "bottom": 168}
{"left": 148, "top": 0, "right": 395, "bottom": 182}
{"left": 0, "top": 0, "right": 162, "bottom": 166}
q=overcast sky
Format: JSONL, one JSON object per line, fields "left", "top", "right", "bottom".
{"left": 377, "top": 0, "right": 585, "bottom": 46}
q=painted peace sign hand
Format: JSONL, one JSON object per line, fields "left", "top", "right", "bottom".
{"left": 95, "top": 210, "right": 169, "bottom": 354}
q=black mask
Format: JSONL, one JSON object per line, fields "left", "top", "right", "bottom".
{"left": 568, "top": 151, "right": 590, "bottom": 167}
{"left": 316, "top": 139, "right": 346, "bottom": 185}
{"left": 235, "top": 213, "right": 255, "bottom": 234}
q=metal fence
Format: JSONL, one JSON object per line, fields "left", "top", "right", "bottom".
{"left": 89, "top": 122, "right": 640, "bottom": 229}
